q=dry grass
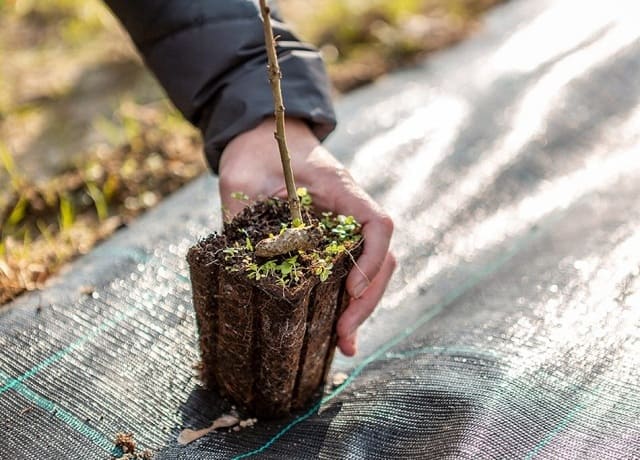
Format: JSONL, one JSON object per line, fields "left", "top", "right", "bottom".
{"left": 0, "top": 101, "right": 205, "bottom": 304}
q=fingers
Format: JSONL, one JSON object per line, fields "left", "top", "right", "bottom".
{"left": 219, "top": 135, "right": 396, "bottom": 358}
{"left": 337, "top": 252, "right": 397, "bottom": 356}
{"left": 315, "top": 166, "right": 393, "bottom": 300}
{"left": 345, "top": 210, "right": 394, "bottom": 299}
{"left": 337, "top": 332, "right": 358, "bottom": 358}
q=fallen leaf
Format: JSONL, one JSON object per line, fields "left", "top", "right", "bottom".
{"left": 177, "top": 413, "right": 240, "bottom": 445}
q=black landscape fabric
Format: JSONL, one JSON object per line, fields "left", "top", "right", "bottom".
{"left": 2, "top": 0, "right": 640, "bottom": 458}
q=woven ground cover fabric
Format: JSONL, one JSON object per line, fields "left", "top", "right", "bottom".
{"left": 2, "top": 0, "right": 640, "bottom": 458}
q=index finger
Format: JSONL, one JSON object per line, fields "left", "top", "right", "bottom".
{"left": 335, "top": 194, "right": 394, "bottom": 300}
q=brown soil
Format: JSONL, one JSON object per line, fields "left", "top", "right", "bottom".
{"left": 187, "top": 198, "right": 362, "bottom": 418}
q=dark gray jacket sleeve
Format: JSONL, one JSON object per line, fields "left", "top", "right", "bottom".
{"left": 104, "top": 0, "right": 337, "bottom": 173}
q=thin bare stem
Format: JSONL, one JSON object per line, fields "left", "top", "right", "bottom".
{"left": 258, "top": 0, "right": 304, "bottom": 226}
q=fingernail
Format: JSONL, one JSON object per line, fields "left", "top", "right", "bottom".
{"left": 351, "top": 280, "right": 368, "bottom": 299}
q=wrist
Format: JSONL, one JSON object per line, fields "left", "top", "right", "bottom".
{"left": 220, "top": 117, "right": 319, "bottom": 175}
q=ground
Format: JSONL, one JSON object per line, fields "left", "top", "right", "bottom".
{"left": 0, "top": 0, "right": 504, "bottom": 305}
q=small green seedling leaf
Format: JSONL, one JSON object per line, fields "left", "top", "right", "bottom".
{"left": 297, "top": 187, "right": 313, "bottom": 207}
{"left": 231, "top": 191, "right": 249, "bottom": 201}
{"left": 319, "top": 268, "right": 331, "bottom": 282}
{"left": 279, "top": 261, "right": 292, "bottom": 275}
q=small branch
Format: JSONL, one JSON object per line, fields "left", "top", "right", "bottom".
{"left": 259, "top": 0, "right": 304, "bottom": 226}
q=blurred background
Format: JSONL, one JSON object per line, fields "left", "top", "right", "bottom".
{"left": 0, "top": 0, "right": 503, "bottom": 304}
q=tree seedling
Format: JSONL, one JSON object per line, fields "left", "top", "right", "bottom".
{"left": 187, "top": 2, "right": 366, "bottom": 419}
{"left": 254, "top": 0, "right": 322, "bottom": 257}
{"left": 219, "top": 0, "right": 360, "bottom": 286}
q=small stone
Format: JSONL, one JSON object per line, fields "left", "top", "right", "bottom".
{"left": 332, "top": 372, "right": 348, "bottom": 387}
{"left": 239, "top": 418, "right": 258, "bottom": 428}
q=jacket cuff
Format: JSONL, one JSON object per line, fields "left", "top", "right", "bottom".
{"left": 200, "top": 46, "right": 336, "bottom": 174}
{"left": 106, "top": 0, "right": 338, "bottom": 175}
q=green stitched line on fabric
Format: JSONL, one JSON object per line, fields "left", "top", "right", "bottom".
{"left": 385, "top": 345, "right": 501, "bottom": 360}
{"left": 232, "top": 222, "right": 550, "bottom": 459}
{"left": 524, "top": 402, "right": 586, "bottom": 459}
{"left": 0, "top": 247, "right": 151, "bottom": 396}
{"left": 0, "top": 308, "right": 133, "bottom": 395}
{"left": 233, "top": 344, "right": 496, "bottom": 460}
{"left": 0, "top": 370, "right": 113, "bottom": 452}
{"left": 525, "top": 384, "right": 603, "bottom": 459}
{"left": 524, "top": 404, "right": 586, "bottom": 460}
{"left": 0, "top": 216, "right": 555, "bottom": 456}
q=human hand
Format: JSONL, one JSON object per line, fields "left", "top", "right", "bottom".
{"left": 219, "top": 117, "right": 396, "bottom": 356}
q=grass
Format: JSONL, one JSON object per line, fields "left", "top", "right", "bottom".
{"left": 0, "top": 0, "right": 504, "bottom": 305}
{"left": 0, "top": 99, "right": 205, "bottom": 305}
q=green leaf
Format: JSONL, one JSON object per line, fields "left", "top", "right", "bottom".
{"left": 279, "top": 261, "right": 292, "bottom": 275}
{"left": 297, "top": 187, "right": 313, "bottom": 207}
{"left": 6, "top": 196, "right": 28, "bottom": 226}
{"left": 86, "top": 181, "right": 108, "bottom": 221}
{"left": 231, "top": 191, "right": 249, "bottom": 201}
{"left": 59, "top": 194, "right": 75, "bottom": 231}
{"left": 0, "top": 142, "right": 24, "bottom": 191}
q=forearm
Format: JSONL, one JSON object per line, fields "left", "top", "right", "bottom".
{"left": 104, "top": 0, "right": 337, "bottom": 173}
